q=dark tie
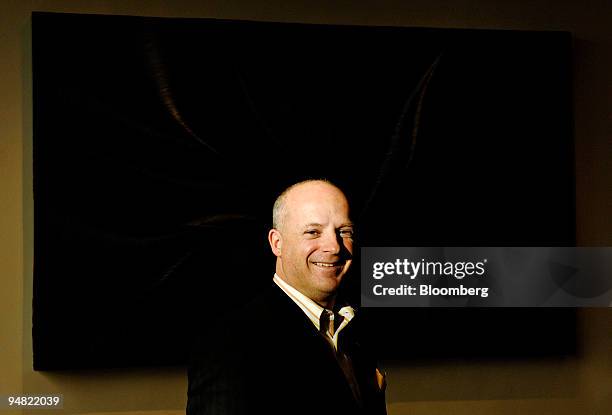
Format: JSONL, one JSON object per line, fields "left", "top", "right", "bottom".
{"left": 320, "top": 310, "right": 363, "bottom": 406}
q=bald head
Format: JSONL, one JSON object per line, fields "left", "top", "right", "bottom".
{"left": 272, "top": 179, "right": 346, "bottom": 232}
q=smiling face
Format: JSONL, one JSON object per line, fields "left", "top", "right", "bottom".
{"left": 268, "top": 181, "right": 354, "bottom": 308}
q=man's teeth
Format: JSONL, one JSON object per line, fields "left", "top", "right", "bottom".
{"left": 313, "top": 262, "right": 338, "bottom": 267}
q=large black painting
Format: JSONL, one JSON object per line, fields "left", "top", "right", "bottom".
{"left": 33, "top": 12, "right": 575, "bottom": 370}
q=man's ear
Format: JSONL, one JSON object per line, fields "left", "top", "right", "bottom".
{"left": 268, "top": 229, "right": 282, "bottom": 257}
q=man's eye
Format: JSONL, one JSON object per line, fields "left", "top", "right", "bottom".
{"left": 305, "top": 230, "right": 319, "bottom": 235}
{"left": 340, "top": 229, "right": 354, "bottom": 238}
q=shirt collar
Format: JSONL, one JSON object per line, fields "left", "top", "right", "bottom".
{"left": 273, "top": 273, "right": 355, "bottom": 331}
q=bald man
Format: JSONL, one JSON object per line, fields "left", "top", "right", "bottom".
{"left": 187, "top": 180, "right": 387, "bottom": 415}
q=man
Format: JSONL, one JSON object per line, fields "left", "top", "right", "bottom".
{"left": 187, "top": 180, "right": 386, "bottom": 415}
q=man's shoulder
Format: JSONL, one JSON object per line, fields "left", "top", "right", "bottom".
{"left": 188, "top": 286, "right": 273, "bottom": 366}
{"left": 225, "top": 283, "right": 283, "bottom": 322}
{"left": 203, "top": 283, "right": 293, "bottom": 340}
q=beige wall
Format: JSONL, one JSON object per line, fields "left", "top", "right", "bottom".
{"left": 1, "top": 1, "right": 610, "bottom": 414}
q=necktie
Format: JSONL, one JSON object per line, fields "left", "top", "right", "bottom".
{"left": 320, "top": 309, "right": 336, "bottom": 340}
{"left": 320, "top": 310, "right": 363, "bottom": 406}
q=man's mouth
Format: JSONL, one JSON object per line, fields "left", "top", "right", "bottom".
{"left": 312, "top": 261, "right": 343, "bottom": 268}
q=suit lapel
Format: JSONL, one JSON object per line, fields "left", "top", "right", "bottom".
{"left": 264, "top": 284, "right": 362, "bottom": 405}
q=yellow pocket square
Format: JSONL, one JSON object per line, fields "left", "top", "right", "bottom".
{"left": 375, "top": 367, "right": 387, "bottom": 392}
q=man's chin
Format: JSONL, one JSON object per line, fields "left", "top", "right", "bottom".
{"left": 310, "top": 266, "right": 342, "bottom": 279}
{"left": 312, "top": 271, "right": 347, "bottom": 291}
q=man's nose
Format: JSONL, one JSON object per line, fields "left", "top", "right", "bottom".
{"left": 321, "top": 231, "right": 342, "bottom": 254}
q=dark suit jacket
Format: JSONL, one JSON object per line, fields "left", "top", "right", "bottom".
{"left": 187, "top": 283, "right": 387, "bottom": 415}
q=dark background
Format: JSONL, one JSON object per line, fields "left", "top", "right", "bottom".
{"left": 33, "top": 12, "right": 575, "bottom": 370}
